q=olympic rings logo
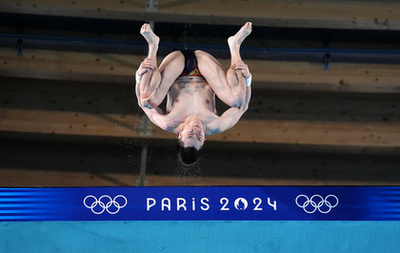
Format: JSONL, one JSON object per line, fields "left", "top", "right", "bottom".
{"left": 295, "top": 194, "right": 339, "bottom": 214}
{"left": 83, "top": 195, "right": 128, "bottom": 215}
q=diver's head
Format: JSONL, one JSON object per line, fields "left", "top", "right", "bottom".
{"left": 178, "top": 121, "right": 206, "bottom": 150}
{"left": 177, "top": 121, "right": 205, "bottom": 165}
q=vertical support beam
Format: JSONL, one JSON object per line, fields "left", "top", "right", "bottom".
{"left": 136, "top": 144, "right": 148, "bottom": 186}
{"left": 17, "top": 39, "right": 23, "bottom": 56}
{"left": 324, "top": 53, "right": 331, "bottom": 70}
{"left": 323, "top": 29, "right": 331, "bottom": 70}
{"left": 145, "top": 0, "right": 158, "bottom": 29}
{"left": 137, "top": 116, "right": 151, "bottom": 186}
{"left": 145, "top": 0, "right": 158, "bottom": 12}
{"left": 138, "top": 0, "right": 158, "bottom": 186}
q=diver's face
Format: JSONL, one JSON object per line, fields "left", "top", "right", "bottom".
{"left": 179, "top": 122, "right": 206, "bottom": 150}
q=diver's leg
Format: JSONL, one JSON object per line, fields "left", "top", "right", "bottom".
{"left": 225, "top": 21, "right": 252, "bottom": 106}
{"left": 137, "top": 24, "right": 184, "bottom": 108}
{"left": 227, "top": 22, "right": 252, "bottom": 71}
{"left": 153, "top": 51, "right": 185, "bottom": 105}
{"left": 196, "top": 22, "right": 252, "bottom": 107}
{"left": 137, "top": 23, "right": 160, "bottom": 106}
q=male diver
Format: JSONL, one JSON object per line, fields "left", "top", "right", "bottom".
{"left": 135, "top": 22, "right": 252, "bottom": 165}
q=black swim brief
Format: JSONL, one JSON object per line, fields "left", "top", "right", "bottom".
{"left": 179, "top": 50, "right": 203, "bottom": 77}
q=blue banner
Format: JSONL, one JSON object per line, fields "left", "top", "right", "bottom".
{"left": 1, "top": 187, "right": 399, "bottom": 221}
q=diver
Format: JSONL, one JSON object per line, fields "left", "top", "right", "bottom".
{"left": 135, "top": 22, "right": 252, "bottom": 165}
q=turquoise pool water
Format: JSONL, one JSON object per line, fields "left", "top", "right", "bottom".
{"left": 2, "top": 221, "right": 400, "bottom": 252}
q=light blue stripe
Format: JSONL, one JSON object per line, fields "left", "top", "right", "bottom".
{"left": 0, "top": 201, "right": 45, "bottom": 209}
{"left": 0, "top": 189, "right": 51, "bottom": 195}
{"left": 0, "top": 210, "right": 47, "bottom": 214}
{"left": 1, "top": 221, "right": 400, "bottom": 253}
{"left": 0, "top": 216, "right": 45, "bottom": 220}
{"left": 0, "top": 197, "right": 50, "bottom": 202}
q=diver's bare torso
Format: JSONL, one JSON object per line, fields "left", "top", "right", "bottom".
{"left": 165, "top": 76, "right": 218, "bottom": 135}
{"left": 136, "top": 22, "right": 252, "bottom": 144}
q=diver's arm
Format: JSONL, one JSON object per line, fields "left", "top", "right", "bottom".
{"left": 208, "top": 85, "right": 251, "bottom": 134}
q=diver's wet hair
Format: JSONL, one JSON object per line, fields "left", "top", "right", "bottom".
{"left": 177, "top": 141, "right": 202, "bottom": 166}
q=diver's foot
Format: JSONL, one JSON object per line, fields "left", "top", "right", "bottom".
{"left": 228, "top": 22, "right": 252, "bottom": 49}
{"left": 140, "top": 23, "right": 160, "bottom": 49}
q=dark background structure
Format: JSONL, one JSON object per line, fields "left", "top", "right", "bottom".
{"left": 0, "top": 0, "right": 400, "bottom": 186}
